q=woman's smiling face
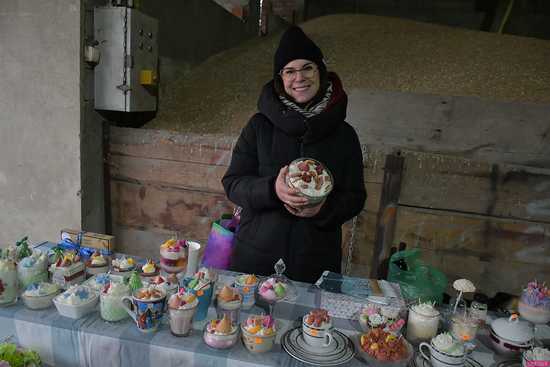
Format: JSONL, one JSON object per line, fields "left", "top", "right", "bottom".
{"left": 280, "top": 59, "right": 320, "bottom": 104}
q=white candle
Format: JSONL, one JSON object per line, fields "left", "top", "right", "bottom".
{"left": 406, "top": 302, "right": 440, "bottom": 343}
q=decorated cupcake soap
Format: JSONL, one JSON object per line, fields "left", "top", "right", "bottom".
{"left": 111, "top": 256, "right": 135, "bottom": 272}
{"left": 204, "top": 314, "right": 239, "bottom": 349}
{"left": 86, "top": 250, "right": 109, "bottom": 275}
{"left": 139, "top": 259, "right": 160, "bottom": 279}
{"left": 258, "top": 277, "right": 287, "bottom": 302}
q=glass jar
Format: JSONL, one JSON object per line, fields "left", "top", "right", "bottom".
{"left": 450, "top": 314, "right": 478, "bottom": 342}
{"left": 470, "top": 300, "right": 488, "bottom": 325}
{"left": 470, "top": 293, "right": 488, "bottom": 325}
{"left": 406, "top": 303, "right": 440, "bottom": 344}
{"left": 0, "top": 259, "right": 18, "bottom": 306}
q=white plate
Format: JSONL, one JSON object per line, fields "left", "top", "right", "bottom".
{"left": 281, "top": 327, "right": 355, "bottom": 366}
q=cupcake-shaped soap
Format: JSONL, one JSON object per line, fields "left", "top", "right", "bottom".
{"left": 111, "top": 256, "right": 135, "bottom": 272}
{"left": 139, "top": 259, "right": 160, "bottom": 280}
{"left": 204, "top": 314, "right": 239, "bottom": 349}
{"left": 86, "top": 251, "right": 109, "bottom": 276}
{"left": 241, "top": 315, "right": 277, "bottom": 353}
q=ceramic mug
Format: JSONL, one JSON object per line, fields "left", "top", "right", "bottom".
{"left": 420, "top": 341, "right": 467, "bottom": 367}
{"left": 188, "top": 284, "right": 213, "bottom": 322}
{"left": 302, "top": 315, "right": 334, "bottom": 348}
{"left": 121, "top": 288, "right": 166, "bottom": 333}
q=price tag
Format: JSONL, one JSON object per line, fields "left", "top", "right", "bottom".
{"left": 310, "top": 329, "right": 318, "bottom": 337}
{"left": 197, "top": 290, "right": 204, "bottom": 296}
{"left": 243, "top": 287, "right": 250, "bottom": 294}
{"left": 254, "top": 337, "right": 263, "bottom": 344}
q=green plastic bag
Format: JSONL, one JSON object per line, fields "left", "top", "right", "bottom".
{"left": 387, "top": 249, "right": 447, "bottom": 305}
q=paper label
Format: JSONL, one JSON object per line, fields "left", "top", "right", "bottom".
{"left": 310, "top": 329, "right": 318, "bottom": 337}
{"left": 197, "top": 290, "right": 204, "bottom": 296}
{"left": 254, "top": 337, "right": 263, "bottom": 344}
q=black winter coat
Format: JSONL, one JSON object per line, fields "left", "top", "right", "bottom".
{"left": 222, "top": 74, "right": 366, "bottom": 283}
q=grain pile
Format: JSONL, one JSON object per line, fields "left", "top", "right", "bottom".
{"left": 146, "top": 14, "right": 550, "bottom": 134}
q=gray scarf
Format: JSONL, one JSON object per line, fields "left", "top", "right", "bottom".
{"left": 278, "top": 82, "right": 333, "bottom": 119}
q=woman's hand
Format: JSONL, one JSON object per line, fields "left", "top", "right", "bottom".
{"left": 275, "top": 166, "right": 309, "bottom": 208}
{"left": 284, "top": 199, "right": 325, "bottom": 218}
{"left": 275, "top": 166, "right": 325, "bottom": 217}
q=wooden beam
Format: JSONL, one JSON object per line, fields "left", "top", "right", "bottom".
{"left": 399, "top": 151, "right": 550, "bottom": 223}
{"left": 111, "top": 180, "right": 233, "bottom": 237}
{"left": 370, "top": 153, "right": 404, "bottom": 278}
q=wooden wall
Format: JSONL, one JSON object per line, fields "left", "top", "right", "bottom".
{"left": 108, "top": 125, "right": 550, "bottom": 296}
{"left": 390, "top": 151, "right": 550, "bottom": 295}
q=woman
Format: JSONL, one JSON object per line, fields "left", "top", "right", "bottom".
{"left": 222, "top": 26, "right": 366, "bottom": 283}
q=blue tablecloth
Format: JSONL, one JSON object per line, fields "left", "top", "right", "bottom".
{"left": 2, "top": 242, "right": 548, "bottom": 366}
{"left": 0, "top": 242, "right": 367, "bottom": 367}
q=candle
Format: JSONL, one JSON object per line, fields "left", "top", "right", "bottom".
{"left": 406, "top": 302, "right": 440, "bottom": 343}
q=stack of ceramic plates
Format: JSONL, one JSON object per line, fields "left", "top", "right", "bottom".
{"left": 281, "top": 327, "right": 355, "bottom": 366}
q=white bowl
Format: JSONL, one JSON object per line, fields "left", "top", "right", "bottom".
{"left": 22, "top": 291, "right": 59, "bottom": 310}
{"left": 490, "top": 329, "right": 532, "bottom": 356}
{"left": 53, "top": 291, "right": 99, "bottom": 319}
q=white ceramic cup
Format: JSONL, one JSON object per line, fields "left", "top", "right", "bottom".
{"left": 420, "top": 341, "right": 467, "bottom": 367}
{"left": 184, "top": 241, "right": 201, "bottom": 278}
{"left": 302, "top": 316, "right": 334, "bottom": 348}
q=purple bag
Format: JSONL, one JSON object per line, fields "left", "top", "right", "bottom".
{"left": 202, "top": 210, "right": 240, "bottom": 269}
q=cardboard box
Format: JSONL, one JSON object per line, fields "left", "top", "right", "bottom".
{"left": 60, "top": 229, "right": 115, "bottom": 252}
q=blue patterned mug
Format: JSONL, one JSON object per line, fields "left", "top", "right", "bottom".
{"left": 122, "top": 287, "right": 166, "bottom": 333}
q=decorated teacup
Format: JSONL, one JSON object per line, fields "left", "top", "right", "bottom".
{"left": 420, "top": 333, "right": 468, "bottom": 367}
{"left": 121, "top": 286, "right": 166, "bottom": 333}
{"left": 302, "top": 314, "right": 333, "bottom": 348}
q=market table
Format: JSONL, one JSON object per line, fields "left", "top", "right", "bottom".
{"left": 0, "top": 242, "right": 548, "bottom": 367}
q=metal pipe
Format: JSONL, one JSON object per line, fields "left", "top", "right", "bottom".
{"left": 497, "top": 0, "right": 515, "bottom": 34}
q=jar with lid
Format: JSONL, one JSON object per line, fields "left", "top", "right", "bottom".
{"left": 406, "top": 302, "right": 440, "bottom": 344}
{"left": 470, "top": 293, "right": 488, "bottom": 325}
{"left": 0, "top": 257, "right": 18, "bottom": 306}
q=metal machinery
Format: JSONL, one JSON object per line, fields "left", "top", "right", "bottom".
{"left": 93, "top": 4, "right": 159, "bottom": 112}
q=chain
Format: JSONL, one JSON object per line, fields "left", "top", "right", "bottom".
{"left": 115, "top": 6, "right": 130, "bottom": 109}
{"left": 344, "top": 215, "right": 358, "bottom": 275}
{"left": 122, "top": 6, "right": 128, "bottom": 109}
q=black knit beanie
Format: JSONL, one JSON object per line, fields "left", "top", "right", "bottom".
{"left": 273, "top": 26, "right": 326, "bottom": 78}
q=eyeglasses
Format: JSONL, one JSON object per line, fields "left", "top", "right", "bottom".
{"left": 279, "top": 64, "right": 317, "bottom": 81}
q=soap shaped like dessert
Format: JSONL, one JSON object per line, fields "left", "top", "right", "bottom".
{"left": 258, "top": 277, "right": 287, "bottom": 302}
{"left": 287, "top": 158, "right": 333, "bottom": 202}
{"left": 160, "top": 239, "right": 187, "bottom": 274}
{"left": 49, "top": 251, "right": 86, "bottom": 289}
{"left": 360, "top": 328, "right": 409, "bottom": 362}
{"left": 204, "top": 314, "right": 239, "bottom": 349}
{"left": 86, "top": 250, "right": 109, "bottom": 275}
